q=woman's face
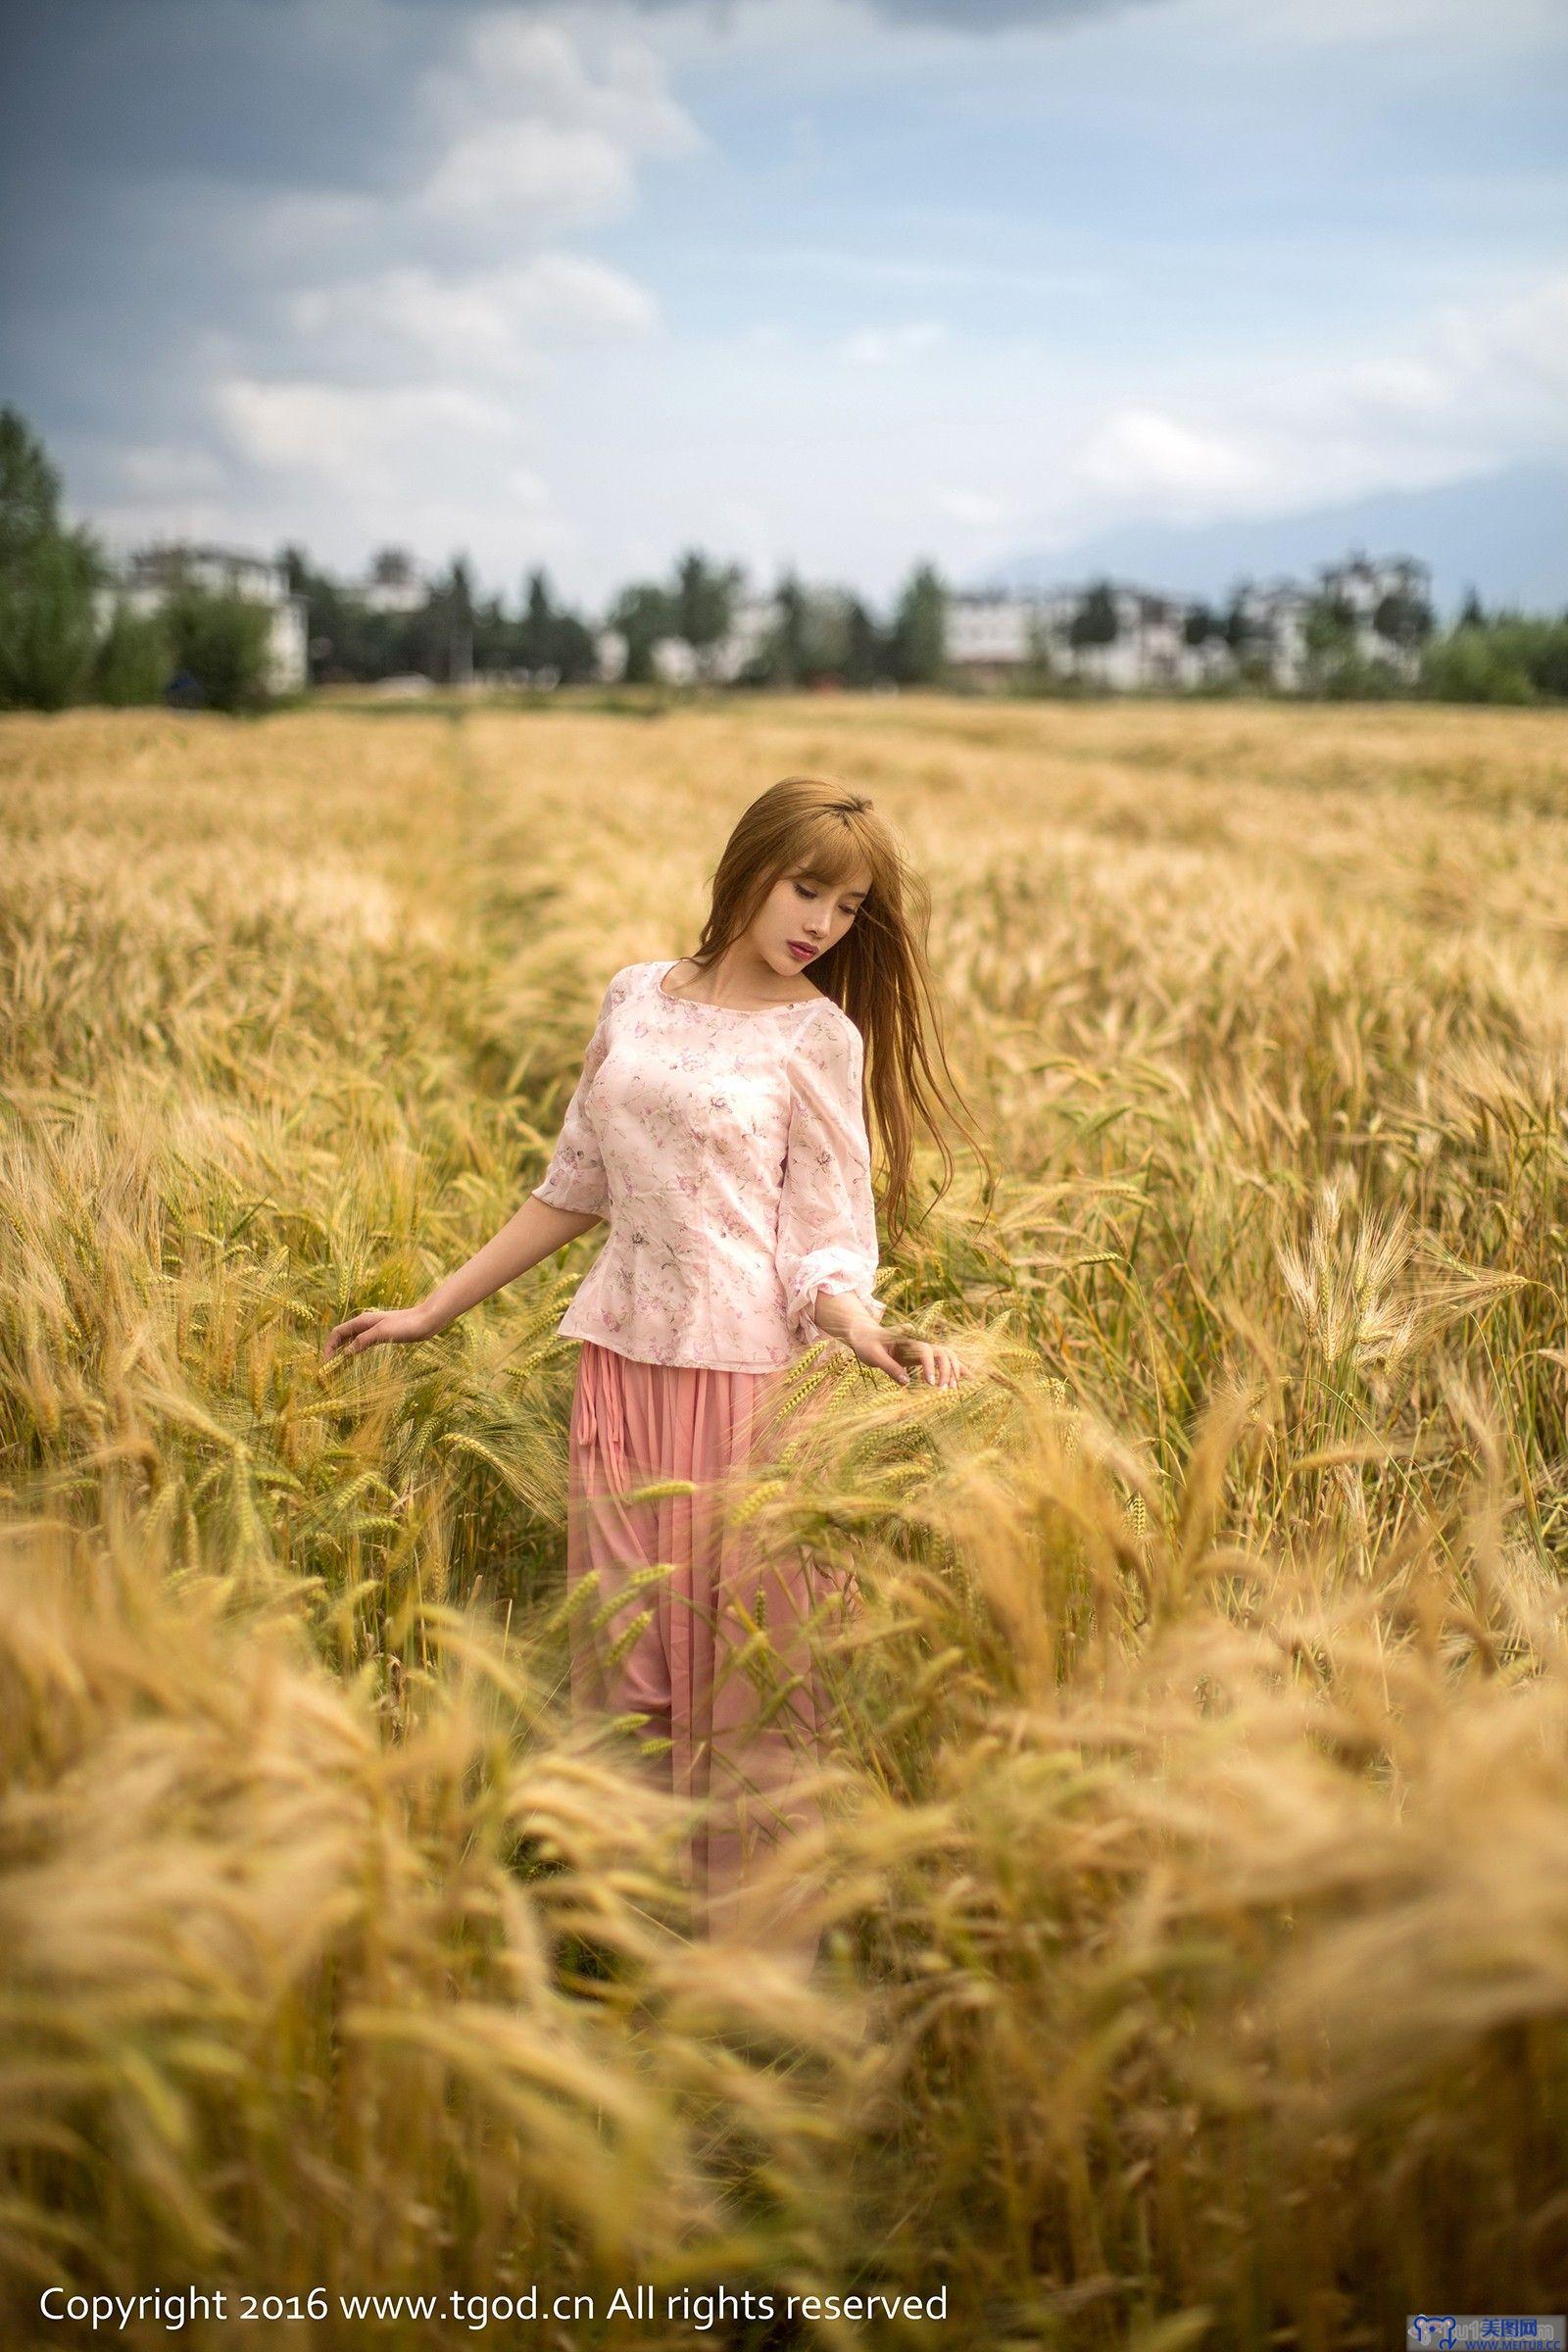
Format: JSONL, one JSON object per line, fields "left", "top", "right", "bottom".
{"left": 752, "top": 861, "right": 873, "bottom": 979}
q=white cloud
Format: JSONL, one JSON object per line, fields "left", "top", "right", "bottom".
{"left": 417, "top": 16, "right": 701, "bottom": 227}
{"left": 1070, "top": 407, "right": 1272, "bottom": 513}
{"left": 193, "top": 372, "right": 603, "bottom": 577}
{"left": 935, "top": 488, "right": 1008, "bottom": 527}
{"left": 719, "top": 496, "right": 773, "bottom": 536}
{"left": 1040, "top": 269, "right": 1568, "bottom": 536}
{"left": 421, "top": 119, "right": 644, "bottom": 221}
{"left": 197, "top": 373, "right": 580, "bottom": 574}
{"left": 214, "top": 378, "right": 513, "bottom": 479}
{"left": 838, "top": 319, "right": 948, "bottom": 366}
{"left": 83, "top": 438, "right": 252, "bottom": 559}
{"left": 506, "top": 466, "right": 555, "bottom": 509}
{"left": 122, "top": 19, "right": 694, "bottom": 578}
{"left": 286, "top": 254, "right": 659, "bottom": 373}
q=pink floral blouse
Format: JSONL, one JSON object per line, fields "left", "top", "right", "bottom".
{"left": 531, "top": 957, "right": 888, "bottom": 1371}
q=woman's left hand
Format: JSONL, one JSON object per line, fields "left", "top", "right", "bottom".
{"left": 851, "top": 1326, "right": 969, "bottom": 1389}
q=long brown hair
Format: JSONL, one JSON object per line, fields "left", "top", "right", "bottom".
{"left": 685, "top": 776, "right": 994, "bottom": 1248}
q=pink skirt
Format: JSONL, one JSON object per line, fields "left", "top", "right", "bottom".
{"left": 565, "top": 1339, "right": 852, "bottom": 1956}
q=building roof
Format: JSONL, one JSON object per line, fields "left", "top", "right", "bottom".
{"left": 126, "top": 541, "right": 283, "bottom": 581}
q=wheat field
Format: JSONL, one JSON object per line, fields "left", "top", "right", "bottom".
{"left": 3, "top": 694, "right": 1567, "bottom": 2349}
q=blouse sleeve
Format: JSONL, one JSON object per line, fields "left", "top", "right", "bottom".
{"left": 774, "top": 1006, "right": 888, "bottom": 1348}
{"left": 530, "top": 967, "right": 628, "bottom": 1219}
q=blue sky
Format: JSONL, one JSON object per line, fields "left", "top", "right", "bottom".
{"left": 3, "top": 0, "right": 1564, "bottom": 612}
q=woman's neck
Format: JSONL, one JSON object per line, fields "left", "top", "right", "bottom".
{"left": 664, "top": 949, "right": 821, "bottom": 1010}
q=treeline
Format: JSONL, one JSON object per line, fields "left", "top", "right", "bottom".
{"left": 3, "top": 403, "right": 1566, "bottom": 710}
{"left": 283, "top": 549, "right": 603, "bottom": 690}
{"left": 1420, "top": 598, "right": 1568, "bottom": 705}
{"left": 270, "top": 543, "right": 1568, "bottom": 706}
{"left": 0, "top": 410, "right": 277, "bottom": 713}
{"left": 601, "top": 557, "right": 946, "bottom": 690}
{"left": 287, "top": 545, "right": 948, "bottom": 693}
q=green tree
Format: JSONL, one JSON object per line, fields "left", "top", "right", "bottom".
{"left": 266, "top": 542, "right": 434, "bottom": 686}
{"left": 164, "top": 586, "right": 274, "bottom": 712}
{"left": 471, "top": 589, "right": 511, "bottom": 677}
{"left": 762, "top": 572, "right": 811, "bottom": 688}
{"left": 800, "top": 588, "right": 855, "bottom": 683}
{"left": 513, "top": 568, "right": 599, "bottom": 686}
{"left": 888, "top": 561, "right": 947, "bottom": 686}
{"left": 609, "top": 581, "right": 676, "bottom": 685}
{"left": 416, "top": 557, "right": 475, "bottom": 686}
{"left": 673, "top": 549, "right": 739, "bottom": 680}
{"left": 551, "top": 612, "right": 600, "bottom": 686}
{"left": 92, "top": 600, "right": 171, "bottom": 705}
{"left": 518, "top": 568, "right": 558, "bottom": 675}
{"left": 279, "top": 542, "right": 313, "bottom": 601}
{"left": 1374, "top": 587, "right": 1434, "bottom": 654}
{"left": 445, "top": 556, "right": 475, "bottom": 686}
{"left": 0, "top": 529, "right": 102, "bottom": 710}
{"left": 0, "top": 406, "right": 68, "bottom": 566}
{"left": 842, "top": 596, "right": 882, "bottom": 689}
{"left": 369, "top": 545, "right": 418, "bottom": 590}
{"left": 1303, "top": 592, "right": 1359, "bottom": 690}
{"left": 1420, "top": 612, "right": 1568, "bottom": 705}
{"left": 1221, "top": 590, "right": 1252, "bottom": 655}
{"left": 0, "top": 406, "right": 104, "bottom": 710}
{"left": 1069, "top": 581, "right": 1118, "bottom": 651}
{"left": 1305, "top": 591, "right": 1355, "bottom": 651}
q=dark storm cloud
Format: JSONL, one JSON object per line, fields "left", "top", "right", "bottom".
{"left": 0, "top": 0, "right": 441, "bottom": 201}
{"left": 869, "top": 0, "right": 1166, "bottom": 19}
{"left": 378, "top": 0, "right": 1165, "bottom": 23}
{"left": 0, "top": 0, "right": 416, "bottom": 466}
{"left": 581, "top": 0, "right": 1161, "bottom": 22}
{"left": 0, "top": 0, "right": 683, "bottom": 522}
{"left": 636, "top": 0, "right": 1165, "bottom": 20}
{"left": 0, "top": 0, "right": 1160, "bottom": 231}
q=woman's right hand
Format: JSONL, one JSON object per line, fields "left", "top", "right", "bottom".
{"left": 322, "top": 1303, "right": 440, "bottom": 1364}
{"left": 848, "top": 1324, "right": 970, "bottom": 1390}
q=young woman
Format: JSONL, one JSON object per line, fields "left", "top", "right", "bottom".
{"left": 324, "top": 777, "right": 990, "bottom": 1960}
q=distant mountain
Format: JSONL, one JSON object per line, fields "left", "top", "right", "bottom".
{"left": 989, "top": 464, "right": 1568, "bottom": 620}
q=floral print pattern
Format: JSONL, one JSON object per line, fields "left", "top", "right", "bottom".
{"left": 532, "top": 958, "right": 887, "bottom": 1370}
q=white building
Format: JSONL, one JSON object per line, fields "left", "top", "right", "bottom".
{"left": 649, "top": 636, "right": 699, "bottom": 685}
{"left": 710, "top": 592, "right": 781, "bottom": 684}
{"left": 1232, "top": 579, "right": 1313, "bottom": 692}
{"left": 946, "top": 551, "right": 1432, "bottom": 697}
{"left": 946, "top": 584, "right": 1196, "bottom": 691}
{"left": 1086, "top": 589, "right": 1187, "bottom": 691}
{"left": 945, "top": 592, "right": 1040, "bottom": 670}
{"left": 1177, "top": 632, "right": 1235, "bottom": 690}
{"left": 102, "top": 544, "right": 308, "bottom": 694}
{"left": 596, "top": 593, "right": 781, "bottom": 688}
{"left": 1317, "top": 553, "right": 1432, "bottom": 677}
{"left": 593, "top": 628, "right": 628, "bottom": 682}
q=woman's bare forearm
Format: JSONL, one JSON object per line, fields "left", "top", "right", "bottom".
{"left": 417, "top": 1194, "right": 603, "bottom": 1334}
{"left": 809, "top": 1287, "right": 886, "bottom": 1351}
